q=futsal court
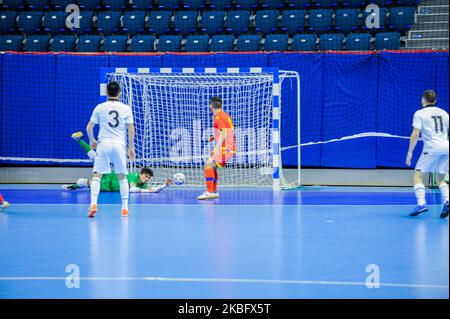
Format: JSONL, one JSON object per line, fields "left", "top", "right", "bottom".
{"left": 0, "top": 184, "right": 448, "bottom": 299}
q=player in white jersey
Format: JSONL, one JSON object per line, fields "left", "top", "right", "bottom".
{"left": 406, "top": 90, "right": 449, "bottom": 218}
{"left": 86, "top": 81, "right": 136, "bottom": 218}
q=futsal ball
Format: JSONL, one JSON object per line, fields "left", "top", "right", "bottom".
{"left": 172, "top": 173, "right": 185, "bottom": 185}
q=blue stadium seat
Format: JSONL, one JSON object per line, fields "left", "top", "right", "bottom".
{"left": 149, "top": 11, "right": 172, "bottom": 36}
{"left": 264, "top": 34, "right": 288, "bottom": 51}
{"left": 97, "top": 11, "right": 121, "bottom": 35}
{"left": 174, "top": 11, "right": 198, "bottom": 36}
{"left": 397, "top": 0, "right": 420, "bottom": 5}
{"left": 1, "top": 0, "right": 24, "bottom": 11}
{"left": 25, "top": 35, "right": 49, "bottom": 52}
{"left": 289, "top": 0, "right": 311, "bottom": 8}
{"left": 18, "top": 11, "right": 43, "bottom": 35}
{"left": 201, "top": 11, "right": 225, "bottom": 35}
{"left": 44, "top": 11, "right": 68, "bottom": 35}
{"left": 158, "top": 0, "right": 180, "bottom": 10}
{"left": 28, "top": 0, "right": 51, "bottom": 10}
{"left": 237, "top": 34, "right": 261, "bottom": 51}
{"left": 292, "top": 33, "right": 316, "bottom": 50}
{"left": 104, "top": 0, "right": 129, "bottom": 10}
{"left": 79, "top": 0, "right": 103, "bottom": 10}
{"left": 334, "top": 9, "right": 359, "bottom": 34}
{"left": 53, "top": 0, "right": 75, "bottom": 9}
{"left": 341, "top": 0, "right": 365, "bottom": 8}
{"left": 262, "top": 0, "right": 286, "bottom": 9}
{"left": 255, "top": 10, "right": 279, "bottom": 35}
{"left": 375, "top": 32, "right": 400, "bottom": 50}
{"left": 362, "top": 7, "right": 387, "bottom": 32}
{"left": 209, "top": 0, "right": 232, "bottom": 10}
{"left": 122, "top": 11, "right": 147, "bottom": 36}
{"left": 0, "top": 11, "right": 17, "bottom": 35}
{"left": 210, "top": 34, "right": 234, "bottom": 51}
{"left": 71, "top": 11, "right": 95, "bottom": 35}
{"left": 77, "top": 35, "right": 103, "bottom": 52}
{"left": 157, "top": 35, "right": 182, "bottom": 52}
{"left": 131, "top": 0, "right": 154, "bottom": 10}
{"left": 0, "top": 34, "right": 23, "bottom": 51}
{"left": 185, "top": 35, "right": 209, "bottom": 52}
{"left": 319, "top": 33, "right": 344, "bottom": 50}
{"left": 130, "top": 34, "right": 155, "bottom": 52}
{"left": 368, "top": 0, "right": 393, "bottom": 6}
{"left": 226, "top": 10, "right": 250, "bottom": 35}
{"left": 389, "top": 7, "right": 415, "bottom": 32}
{"left": 3, "top": 0, "right": 24, "bottom": 11}
{"left": 235, "top": 0, "right": 259, "bottom": 10}
{"left": 183, "top": 0, "right": 205, "bottom": 10}
{"left": 308, "top": 9, "right": 333, "bottom": 33}
{"left": 281, "top": 10, "right": 305, "bottom": 34}
{"left": 51, "top": 34, "right": 77, "bottom": 52}
{"left": 104, "top": 35, "right": 128, "bottom": 52}
{"left": 346, "top": 33, "right": 371, "bottom": 51}
{"left": 315, "top": 0, "right": 338, "bottom": 8}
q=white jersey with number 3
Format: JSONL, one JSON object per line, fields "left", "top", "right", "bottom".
{"left": 413, "top": 106, "right": 449, "bottom": 154}
{"left": 90, "top": 100, "right": 134, "bottom": 146}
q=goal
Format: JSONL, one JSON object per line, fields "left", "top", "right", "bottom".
{"left": 101, "top": 67, "right": 300, "bottom": 190}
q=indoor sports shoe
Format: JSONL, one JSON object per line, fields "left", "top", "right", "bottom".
{"left": 71, "top": 131, "right": 83, "bottom": 141}
{"left": 61, "top": 184, "right": 76, "bottom": 190}
{"left": 0, "top": 201, "right": 9, "bottom": 212}
{"left": 121, "top": 209, "right": 129, "bottom": 217}
{"left": 440, "top": 201, "right": 449, "bottom": 219}
{"left": 409, "top": 205, "right": 428, "bottom": 217}
{"left": 197, "top": 192, "right": 219, "bottom": 200}
{"left": 88, "top": 204, "right": 98, "bottom": 218}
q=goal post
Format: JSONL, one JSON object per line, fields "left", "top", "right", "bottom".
{"left": 100, "top": 67, "right": 301, "bottom": 190}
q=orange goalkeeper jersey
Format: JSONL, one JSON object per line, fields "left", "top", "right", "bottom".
{"left": 213, "top": 110, "right": 236, "bottom": 155}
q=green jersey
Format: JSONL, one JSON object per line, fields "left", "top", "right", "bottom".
{"left": 100, "top": 172, "right": 148, "bottom": 192}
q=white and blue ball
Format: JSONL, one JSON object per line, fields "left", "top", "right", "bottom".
{"left": 172, "top": 173, "right": 185, "bottom": 185}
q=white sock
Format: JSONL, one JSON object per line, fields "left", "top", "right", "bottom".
{"left": 439, "top": 182, "right": 449, "bottom": 203}
{"left": 119, "top": 178, "right": 129, "bottom": 210}
{"left": 76, "top": 178, "right": 88, "bottom": 188}
{"left": 414, "top": 183, "right": 426, "bottom": 206}
{"left": 87, "top": 150, "right": 96, "bottom": 162}
{"left": 90, "top": 177, "right": 101, "bottom": 206}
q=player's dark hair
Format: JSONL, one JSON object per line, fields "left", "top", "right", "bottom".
{"left": 140, "top": 167, "right": 154, "bottom": 177}
{"left": 423, "top": 90, "right": 436, "bottom": 105}
{"left": 210, "top": 97, "right": 222, "bottom": 109}
{"left": 107, "top": 81, "right": 120, "bottom": 98}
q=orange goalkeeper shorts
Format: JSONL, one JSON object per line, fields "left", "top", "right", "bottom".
{"left": 211, "top": 149, "right": 235, "bottom": 168}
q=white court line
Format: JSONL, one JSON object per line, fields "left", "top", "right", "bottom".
{"left": 7, "top": 204, "right": 444, "bottom": 207}
{"left": 0, "top": 276, "right": 447, "bottom": 290}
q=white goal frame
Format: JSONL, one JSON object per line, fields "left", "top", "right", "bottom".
{"left": 100, "top": 67, "right": 300, "bottom": 190}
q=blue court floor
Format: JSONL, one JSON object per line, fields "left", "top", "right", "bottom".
{"left": 0, "top": 185, "right": 448, "bottom": 299}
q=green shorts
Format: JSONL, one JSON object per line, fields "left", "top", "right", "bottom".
{"left": 100, "top": 173, "right": 120, "bottom": 192}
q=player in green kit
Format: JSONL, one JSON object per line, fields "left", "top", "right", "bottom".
{"left": 62, "top": 132, "right": 172, "bottom": 193}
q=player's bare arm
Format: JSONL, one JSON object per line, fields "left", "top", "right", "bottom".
{"left": 86, "top": 121, "right": 97, "bottom": 149}
{"left": 128, "top": 122, "right": 135, "bottom": 160}
{"left": 406, "top": 128, "right": 420, "bottom": 166}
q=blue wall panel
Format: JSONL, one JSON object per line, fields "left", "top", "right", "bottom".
{"left": 321, "top": 54, "right": 378, "bottom": 168}
{"left": 269, "top": 53, "right": 323, "bottom": 167}
{"left": 1, "top": 54, "right": 56, "bottom": 160}
{"left": 54, "top": 54, "right": 110, "bottom": 162}
{"left": 109, "top": 54, "right": 163, "bottom": 69}
{"left": 376, "top": 52, "right": 440, "bottom": 168}
{"left": 162, "top": 54, "right": 217, "bottom": 67}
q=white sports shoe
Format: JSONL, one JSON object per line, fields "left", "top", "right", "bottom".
{"left": 0, "top": 201, "right": 9, "bottom": 212}
{"left": 197, "top": 192, "right": 219, "bottom": 200}
{"left": 61, "top": 184, "right": 76, "bottom": 190}
{"left": 71, "top": 131, "right": 83, "bottom": 141}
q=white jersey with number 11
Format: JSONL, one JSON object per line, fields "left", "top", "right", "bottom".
{"left": 413, "top": 106, "right": 449, "bottom": 154}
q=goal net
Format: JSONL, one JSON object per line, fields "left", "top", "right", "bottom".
{"left": 101, "top": 67, "right": 300, "bottom": 190}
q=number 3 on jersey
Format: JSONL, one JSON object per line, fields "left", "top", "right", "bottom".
{"left": 108, "top": 110, "right": 119, "bottom": 128}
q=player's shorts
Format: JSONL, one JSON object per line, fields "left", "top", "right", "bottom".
{"left": 212, "top": 149, "right": 235, "bottom": 168}
{"left": 415, "top": 152, "right": 449, "bottom": 174}
{"left": 100, "top": 173, "right": 120, "bottom": 192}
{"left": 93, "top": 141, "right": 128, "bottom": 175}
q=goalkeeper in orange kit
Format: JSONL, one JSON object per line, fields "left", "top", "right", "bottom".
{"left": 198, "top": 97, "right": 236, "bottom": 200}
